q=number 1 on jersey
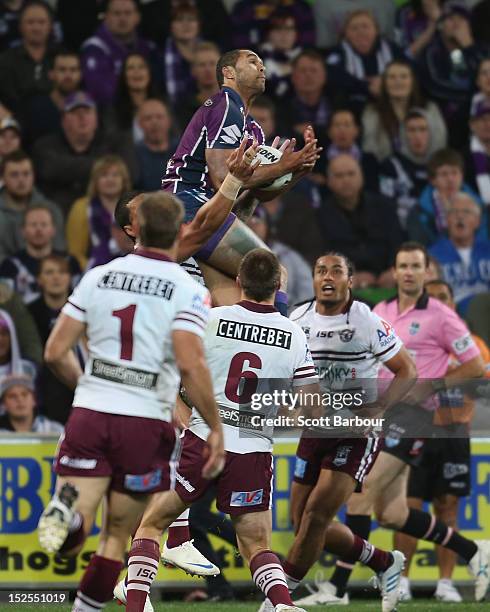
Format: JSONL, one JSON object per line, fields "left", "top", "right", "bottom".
{"left": 112, "top": 304, "right": 136, "bottom": 360}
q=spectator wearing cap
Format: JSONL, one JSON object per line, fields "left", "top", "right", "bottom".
{"left": 134, "top": 99, "right": 178, "bottom": 192}
{"left": 230, "top": 0, "right": 315, "bottom": 50}
{"left": 380, "top": 109, "right": 440, "bottom": 230}
{"left": 27, "top": 254, "right": 76, "bottom": 424}
{"left": 0, "top": 150, "right": 64, "bottom": 263}
{"left": 418, "top": 2, "right": 487, "bottom": 147}
{"left": 0, "top": 117, "right": 22, "bottom": 173}
{"left": 0, "top": 205, "right": 80, "bottom": 303}
{"left": 0, "top": 309, "right": 37, "bottom": 381}
{"left": 32, "top": 91, "right": 115, "bottom": 216}
{"left": 429, "top": 192, "right": 490, "bottom": 314}
{"left": 465, "top": 99, "right": 490, "bottom": 205}
{"left": 0, "top": 374, "right": 63, "bottom": 433}
{"left": 0, "top": 1, "right": 58, "bottom": 109}
{"left": 21, "top": 49, "right": 82, "bottom": 147}
{"left": 81, "top": 0, "right": 154, "bottom": 106}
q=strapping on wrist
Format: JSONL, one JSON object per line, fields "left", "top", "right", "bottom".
{"left": 219, "top": 173, "right": 243, "bottom": 200}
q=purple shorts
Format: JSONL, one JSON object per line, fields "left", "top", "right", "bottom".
{"left": 54, "top": 407, "right": 178, "bottom": 494}
{"left": 175, "top": 430, "right": 273, "bottom": 516}
{"left": 293, "top": 435, "right": 380, "bottom": 489}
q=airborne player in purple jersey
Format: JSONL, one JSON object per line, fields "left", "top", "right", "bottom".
{"left": 162, "top": 48, "right": 321, "bottom": 314}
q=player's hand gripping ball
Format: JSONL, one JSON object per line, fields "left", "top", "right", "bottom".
{"left": 253, "top": 145, "right": 293, "bottom": 191}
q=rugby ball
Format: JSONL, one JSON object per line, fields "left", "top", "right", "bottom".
{"left": 254, "top": 145, "right": 293, "bottom": 191}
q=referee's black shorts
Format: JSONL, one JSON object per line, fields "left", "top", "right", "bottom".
{"left": 381, "top": 403, "right": 434, "bottom": 468}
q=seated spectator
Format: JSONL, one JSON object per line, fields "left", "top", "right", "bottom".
{"left": 259, "top": 8, "right": 302, "bottom": 99}
{"left": 362, "top": 59, "right": 447, "bottom": 161}
{"left": 0, "top": 309, "right": 36, "bottom": 380}
{"left": 466, "top": 99, "right": 490, "bottom": 204}
{"left": 380, "top": 109, "right": 436, "bottom": 229}
{"left": 249, "top": 95, "right": 276, "bottom": 145}
{"left": 164, "top": 2, "right": 201, "bottom": 106}
{"left": 67, "top": 154, "right": 133, "bottom": 269}
{"left": 0, "top": 205, "right": 80, "bottom": 303}
{"left": 27, "top": 255, "right": 75, "bottom": 424}
{"left": 21, "top": 49, "right": 82, "bottom": 147}
{"left": 321, "top": 107, "right": 379, "bottom": 191}
{"left": 314, "top": 0, "right": 396, "bottom": 49}
{"left": 419, "top": 3, "right": 487, "bottom": 147}
{"left": 0, "top": 0, "right": 24, "bottom": 51}
{"left": 105, "top": 52, "right": 163, "bottom": 144}
{"left": 407, "top": 148, "right": 488, "bottom": 245}
{"left": 0, "top": 1, "right": 57, "bottom": 109}
{"left": 81, "top": 0, "right": 154, "bottom": 105}
{"left": 0, "top": 374, "right": 63, "bottom": 433}
{"left": 326, "top": 10, "right": 405, "bottom": 112}
{"left": 230, "top": 0, "right": 315, "bottom": 49}
{"left": 430, "top": 193, "right": 490, "bottom": 314}
{"left": 278, "top": 49, "right": 335, "bottom": 137}
{"left": 135, "top": 99, "right": 178, "bottom": 192}
{"left": 471, "top": 57, "right": 490, "bottom": 115}
{"left": 246, "top": 205, "right": 312, "bottom": 309}
{"left": 395, "top": 0, "right": 443, "bottom": 58}
{"left": 0, "top": 117, "right": 22, "bottom": 170}
{"left": 0, "top": 151, "right": 64, "bottom": 262}
{"left": 179, "top": 41, "right": 221, "bottom": 126}
{"left": 0, "top": 280, "right": 41, "bottom": 363}
{"left": 32, "top": 91, "right": 136, "bottom": 215}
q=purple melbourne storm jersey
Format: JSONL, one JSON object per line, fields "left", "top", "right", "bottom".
{"left": 162, "top": 87, "right": 264, "bottom": 194}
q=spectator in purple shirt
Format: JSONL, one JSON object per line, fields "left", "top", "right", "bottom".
{"left": 81, "top": 0, "right": 154, "bottom": 105}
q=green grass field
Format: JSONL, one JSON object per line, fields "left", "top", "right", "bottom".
{"left": 0, "top": 601, "right": 485, "bottom": 611}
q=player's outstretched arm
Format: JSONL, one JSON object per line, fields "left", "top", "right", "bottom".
{"left": 44, "top": 313, "right": 85, "bottom": 390}
{"left": 176, "top": 138, "right": 260, "bottom": 262}
{"left": 172, "top": 330, "right": 225, "bottom": 478}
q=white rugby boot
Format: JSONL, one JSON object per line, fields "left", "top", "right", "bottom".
{"left": 38, "top": 482, "right": 78, "bottom": 553}
{"left": 398, "top": 576, "right": 412, "bottom": 601}
{"left": 113, "top": 578, "right": 154, "bottom": 612}
{"left": 434, "top": 579, "right": 463, "bottom": 603}
{"left": 370, "top": 550, "right": 405, "bottom": 612}
{"left": 257, "top": 598, "right": 274, "bottom": 612}
{"left": 161, "top": 539, "right": 219, "bottom": 576}
{"left": 294, "top": 580, "right": 349, "bottom": 605}
{"left": 275, "top": 605, "right": 307, "bottom": 612}
{"left": 468, "top": 539, "right": 490, "bottom": 601}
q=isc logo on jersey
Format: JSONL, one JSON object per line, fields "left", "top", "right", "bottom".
{"left": 230, "top": 489, "right": 264, "bottom": 507}
{"left": 377, "top": 320, "right": 395, "bottom": 347}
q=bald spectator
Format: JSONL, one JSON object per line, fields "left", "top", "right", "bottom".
{"left": 179, "top": 41, "right": 220, "bottom": 126}
{"left": 81, "top": 0, "right": 154, "bottom": 105}
{"left": 0, "top": 1, "right": 57, "bottom": 109}
{"left": 0, "top": 151, "right": 64, "bottom": 263}
{"left": 22, "top": 49, "right": 82, "bottom": 146}
{"left": 430, "top": 193, "right": 490, "bottom": 314}
{"left": 135, "top": 99, "right": 177, "bottom": 191}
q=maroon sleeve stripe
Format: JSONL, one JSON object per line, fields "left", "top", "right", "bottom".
{"left": 178, "top": 310, "right": 208, "bottom": 325}
{"left": 294, "top": 372, "right": 317, "bottom": 379}
{"left": 67, "top": 300, "right": 86, "bottom": 313}
{"left": 295, "top": 365, "right": 315, "bottom": 372}
{"left": 174, "top": 316, "right": 205, "bottom": 329}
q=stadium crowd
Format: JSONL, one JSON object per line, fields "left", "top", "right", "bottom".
{"left": 1, "top": 0, "right": 490, "bottom": 608}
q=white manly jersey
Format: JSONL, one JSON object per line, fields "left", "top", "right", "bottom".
{"left": 63, "top": 249, "right": 211, "bottom": 421}
{"left": 189, "top": 301, "right": 318, "bottom": 453}
{"left": 290, "top": 299, "right": 402, "bottom": 403}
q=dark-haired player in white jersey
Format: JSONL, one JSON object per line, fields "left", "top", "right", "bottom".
{"left": 37, "top": 193, "right": 225, "bottom": 612}
{"left": 124, "top": 248, "right": 319, "bottom": 612}
{"left": 266, "top": 252, "right": 418, "bottom": 612}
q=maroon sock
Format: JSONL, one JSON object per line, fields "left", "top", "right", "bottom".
{"left": 344, "top": 535, "right": 393, "bottom": 573}
{"left": 250, "top": 550, "right": 293, "bottom": 607}
{"left": 59, "top": 513, "right": 85, "bottom": 554}
{"left": 75, "top": 554, "right": 123, "bottom": 610}
{"left": 127, "top": 538, "right": 160, "bottom": 612}
{"left": 166, "top": 511, "right": 191, "bottom": 548}
{"left": 282, "top": 559, "right": 308, "bottom": 584}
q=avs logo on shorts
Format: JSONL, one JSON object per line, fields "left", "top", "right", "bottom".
{"left": 230, "top": 489, "right": 264, "bottom": 507}
{"left": 124, "top": 468, "right": 162, "bottom": 492}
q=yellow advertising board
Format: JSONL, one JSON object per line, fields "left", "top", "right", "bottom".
{"left": 1, "top": 436, "right": 489, "bottom": 586}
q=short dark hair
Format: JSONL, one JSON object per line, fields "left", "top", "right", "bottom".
{"left": 292, "top": 48, "right": 325, "bottom": 69}
{"left": 52, "top": 48, "right": 80, "bottom": 65}
{"left": 115, "top": 190, "right": 145, "bottom": 234}
{"left": 137, "top": 192, "right": 184, "bottom": 249}
{"left": 1, "top": 150, "right": 32, "bottom": 174}
{"left": 239, "top": 248, "right": 281, "bottom": 302}
{"left": 327, "top": 107, "right": 359, "bottom": 130}
{"left": 425, "top": 279, "right": 454, "bottom": 298}
{"left": 427, "top": 148, "right": 464, "bottom": 179}
{"left": 23, "top": 204, "right": 54, "bottom": 226}
{"left": 20, "top": 0, "right": 53, "bottom": 22}
{"left": 315, "top": 251, "right": 355, "bottom": 277}
{"left": 39, "top": 253, "right": 70, "bottom": 275}
{"left": 216, "top": 49, "right": 242, "bottom": 87}
{"left": 394, "top": 241, "right": 429, "bottom": 267}
{"left": 250, "top": 94, "right": 276, "bottom": 115}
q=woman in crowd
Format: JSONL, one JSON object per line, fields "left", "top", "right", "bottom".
{"left": 362, "top": 59, "right": 447, "bottom": 160}
{"left": 66, "top": 155, "right": 133, "bottom": 270}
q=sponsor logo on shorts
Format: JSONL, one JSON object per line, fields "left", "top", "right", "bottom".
{"left": 409, "top": 440, "right": 424, "bottom": 456}
{"left": 333, "top": 445, "right": 352, "bottom": 467}
{"left": 124, "top": 469, "right": 162, "bottom": 492}
{"left": 91, "top": 358, "right": 158, "bottom": 390}
{"left": 175, "top": 471, "right": 195, "bottom": 493}
{"left": 452, "top": 334, "right": 473, "bottom": 355}
{"left": 384, "top": 436, "right": 400, "bottom": 448}
{"left": 443, "top": 462, "right": 469, "bottom": 480}
{"left": 294, "top": 457, "right": 307, "bottom": 479}
{"left": 230, "top": 489, "right": 264, "bottom": 507}
{"left": 59, "top": 455, "right": 97, "bottom": 469}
